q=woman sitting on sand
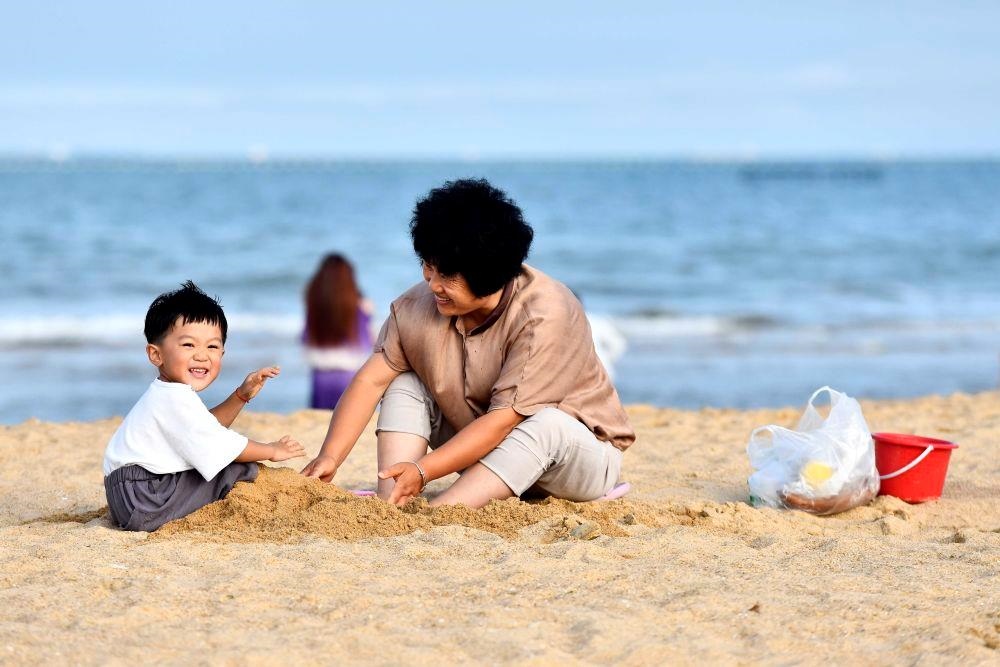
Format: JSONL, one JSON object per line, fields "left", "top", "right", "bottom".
{"left": 301, "top": 178, "right": 635, "bottom": 508}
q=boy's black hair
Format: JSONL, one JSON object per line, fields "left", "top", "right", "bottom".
{"left": 144, "top": 280, "right": 228, "bottom": 344}
{"left": 410, "top": 178, "right": 534, "bottom": 297}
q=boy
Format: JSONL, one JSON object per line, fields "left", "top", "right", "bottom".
{"left": 103, "top": 281, "right": 304, "bottom": 532}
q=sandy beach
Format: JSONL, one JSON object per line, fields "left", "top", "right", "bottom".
{"left": 2, "top": 393, "right": 999, "bottom": 665}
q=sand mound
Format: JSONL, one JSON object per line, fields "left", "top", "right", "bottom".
{"left": 155, "top": 466, "right": 659, "bottom": 542}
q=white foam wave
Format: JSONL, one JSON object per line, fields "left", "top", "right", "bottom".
{"left": 0, "top": 313, "right": 304, "bottom": 346}
{"left": 4, "top": 311, "right": 1000, "bottom": 353}
{"left": 615, "top": 314, "right": 732, "bottom": 338}
{"left": 607, "top": 312, "right": 1000, "bottom": 357}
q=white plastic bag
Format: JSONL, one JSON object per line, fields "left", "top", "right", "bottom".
{"left": 747, "top": 386, "right": 879, "bottom": 515}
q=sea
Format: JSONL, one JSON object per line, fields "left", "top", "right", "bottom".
{"left": 2, "top": 158, "right": 999, "bottom": 424}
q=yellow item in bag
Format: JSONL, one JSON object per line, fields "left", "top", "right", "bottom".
{"left": 801, "top": 461, "right": 834, "bottom": 488}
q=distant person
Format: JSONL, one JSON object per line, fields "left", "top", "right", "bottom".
{"left": 302, "top": 179, "right": 635, "bottom": 508}
{"left": 303, "top": 254, "right": 374, "bottom": 409}
{"left": 102, "top": 281, "right": 305, "bottom": 532}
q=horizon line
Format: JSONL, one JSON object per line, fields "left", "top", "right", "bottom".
{"left": 1, "top": 149, "right": 999, "bottom": 165}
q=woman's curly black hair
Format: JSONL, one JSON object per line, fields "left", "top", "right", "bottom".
{"left": 409, "top": 178, "right": 534, "bottom": 297}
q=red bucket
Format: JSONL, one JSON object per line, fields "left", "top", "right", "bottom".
{"left": 873, "top": 432, "right": 958, "bottom": 503}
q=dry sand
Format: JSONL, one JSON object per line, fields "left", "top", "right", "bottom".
{"left": 2, "top": 394, "right": 999, "bottom": 665}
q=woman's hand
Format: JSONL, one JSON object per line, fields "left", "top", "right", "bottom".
{"left": 378, "top": 462, "right": 424, "bottom": 506}
{"left": 269, "top": 435, "right": 305, "bottom": 462}
{"left": 237, "top": 366, "right": 281, "bottom": 402}
{"left": 301, "top": 455, "right": 339, "bottom": 482}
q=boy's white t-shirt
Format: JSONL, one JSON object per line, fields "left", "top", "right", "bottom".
{"left": 102, "top": 379, "right": 249, "bottom": 479}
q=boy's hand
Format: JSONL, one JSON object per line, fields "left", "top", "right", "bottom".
{"left": 237, "top": 366, "right": 280, "bottom": 402}
{"left": 269, "top": 435, "right": 305, "bottom": 462}
{"left": 301, "top": 455, "right": 338, "bottom": 482}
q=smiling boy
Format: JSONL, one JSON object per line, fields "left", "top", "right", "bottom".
{"left": 103, "top": 281, "right": 304, "bottom": 532}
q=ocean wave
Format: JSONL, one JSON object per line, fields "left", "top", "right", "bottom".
{"left": 614, "top": 311, "right": 781, "bottom": 338}
{"left": 0, "top": 310, "right": 765, "bottom": 348}
{"left": 0, "top": 313, "right": 304, "bottom": 347}
{"left": 3, "top": 310, "right": 1000, "bottom": 352}
{"left": 610, "top": 311, "right": 1000, "bottom": 356}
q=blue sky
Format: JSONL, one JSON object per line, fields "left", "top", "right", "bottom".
{"left": 1, "top": 2, "right": 998, "bottom": 158}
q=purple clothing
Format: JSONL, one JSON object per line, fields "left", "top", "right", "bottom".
{"left": 305, "top": 306, "right": 373, "bottom": 409}
{"left": 310, "top": 369, "right": 356, "bottom": 410}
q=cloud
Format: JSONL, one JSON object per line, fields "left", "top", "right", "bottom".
{"left": 781, "top": 63, "right": 855, "bottom": 91}
{"left": 0, "top": 85, "right": 228, "bottom": 110}
{"left": 0, "top": 66, "right": 870, "bottom": 116}
{"left": 0, "top": 80, "right": 645, "bottom": 110}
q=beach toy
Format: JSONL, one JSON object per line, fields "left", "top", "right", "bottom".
{"left": 873, "top": 433, "right": 958, "bottom": 503}
{"left": 350, "top": 489, "right": 377, "bottom": 497}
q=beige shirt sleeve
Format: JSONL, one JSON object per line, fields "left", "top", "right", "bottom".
{"left": 489, "top": 301, "right": 591, "bottom": 416}
{"left": 372, "top": 306, "right": 411, "bottom": 373}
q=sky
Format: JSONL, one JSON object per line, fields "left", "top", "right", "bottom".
{"left": 1, "top": 1, "right": 999, "bottom": 158}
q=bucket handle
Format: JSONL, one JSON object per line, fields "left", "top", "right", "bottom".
{"left": 878, "top": 444, "right": 935, "bottom": 480}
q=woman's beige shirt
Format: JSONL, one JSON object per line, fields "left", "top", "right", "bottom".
{"left": 374, "top": 265, "right": 635, "bottom": 451}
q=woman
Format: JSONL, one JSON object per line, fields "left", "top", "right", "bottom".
{"left": 303, "top": 254, "right": 373, "bottom": 409}
{"left": 301, "top": 179, "right": 635, "bottom": 508}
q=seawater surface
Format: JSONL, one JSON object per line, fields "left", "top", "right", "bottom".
{"left": 2, "top": 158, "right": 999, "bottom": 423}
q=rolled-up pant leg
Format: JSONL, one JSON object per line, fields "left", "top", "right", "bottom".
{"left": 375, "top": 372, "right": 455, "bottom": 446}
{"left": 479, "top": 407, "right": 623, "bottom": 502}
{"left": 376, "top": 376, "right": 621, "bottom": 501}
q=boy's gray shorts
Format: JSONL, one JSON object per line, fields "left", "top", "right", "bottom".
{"left": 104, "top": 462, "right": 258, "bottom": 532}
{"left": 376, "top": 372, "right": 622, "bottom": 501}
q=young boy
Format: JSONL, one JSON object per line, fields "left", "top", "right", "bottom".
{"left": 103, "top": 281, "right": 305, "bottom": 532}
